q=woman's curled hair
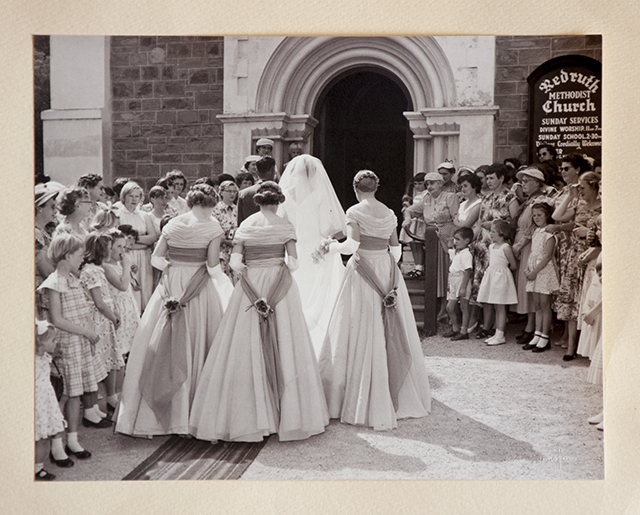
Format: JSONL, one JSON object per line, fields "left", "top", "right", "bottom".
{"left": 57, "top": 187, "right": 89, "bottom": 216}
{"left": 253, "top": 181, "right": 285, "bottom": 206}
{"left": 186, "top": 183, "right": 218, "bottom": 209}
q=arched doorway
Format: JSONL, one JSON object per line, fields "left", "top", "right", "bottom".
{"left": 313, "top": 70, "right": 414, "bottom": 217}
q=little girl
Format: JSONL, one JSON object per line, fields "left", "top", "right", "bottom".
{"left": 400, "top": 173, "right": 427, "bottom": 277}
{"left": 80, "top": 232, "right": 121, "bottom": 417}
{"left": 37, "top": 232, "right": 103, "bottom": 464}
{"left": 522, "top": 202, "right": 561, "bottom": 352}
{"left": 35, "top": 319, "right": 67, "bottom": 480}
{"left": 103, "top": 229, "right": 140, "bottom": 396}
{"left": 476, "top": 220, "right": 518, "bottom": 345}
{"left": 444, "top": 227, "right": 474, "bottom": 340}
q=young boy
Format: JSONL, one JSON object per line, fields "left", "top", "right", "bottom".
{"left": 444, "top": 227, "right": 474, "bottom": 340}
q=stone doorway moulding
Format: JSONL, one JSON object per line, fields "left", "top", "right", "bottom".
{"left": 218, "top": 36, "right": 498, "bottom": 176}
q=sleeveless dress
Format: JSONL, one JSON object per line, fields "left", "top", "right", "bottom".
{"left": 577, "top": 273, "right": 602, "bottom": 359}
{"left": 525, "top": 228, "right": 560, "bottom": 295}
{"left": 476, "top": 243, "right": 518, "bottom": 305}
{"left": 115, "top": 213, "right": 227, "bottom": 437}
{"left": 318, "top": 207, "right": 431, "bottom": 430}
{"left": 35, "top": 353, "right": 66, "bottom": 441}
{"left": 117, "top": 206, "right": 154, "bottom": 313}
{"left": 189, "top": 212, "right": 329, "bottom": 442}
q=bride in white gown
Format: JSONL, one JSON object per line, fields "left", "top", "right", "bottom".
{"left": 278, "top": 155, "right": 346, "bottom": 356}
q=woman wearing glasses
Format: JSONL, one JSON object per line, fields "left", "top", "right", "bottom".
{"left": 545, "top": 153, "right": 591, "bottom": 358}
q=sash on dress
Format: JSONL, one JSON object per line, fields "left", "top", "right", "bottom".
{"left": 239, "top": 264, "right": 292, "bottom": 418}
{"left": 139, "top": 264, "right": 210, "bottom": 431}
{"left": 353, "top": 252, "right": 413, "bottom": 411}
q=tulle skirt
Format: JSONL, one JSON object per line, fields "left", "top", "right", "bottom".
{"left": 115, "top": 263, "right": 225, "bottom": 436}
{"left": 189, "top": 262, "right": 329, "bottom": 442}
{"left": 319, "top": 249, "right": 431, "bottom": 430}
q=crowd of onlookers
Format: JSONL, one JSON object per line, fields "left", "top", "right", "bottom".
{"left": 33, "top": 139, "right": 603, "bottom": 480}
{"left": 400, "top": 145, "right": 603, "bottom": 407}
{"left": 32, "top": 158, "right": 272, "bottom": 480}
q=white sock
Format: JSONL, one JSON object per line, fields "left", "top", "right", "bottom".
{"left": 36, "top": 462, "right": 44, "bottom": 473}
{"left": 106, "top": 394, "right": 119, "bottom": 407}
{"left": 536, "top": 334, "right": 549, "bottom": 348}
{"left": 495, "top": 329, "right": 504, "bottom": 339}
{"left": 93, "top": 404, "right": 107, "bottom": 418}
{"left": 415, "top": 264, "right": 423, "bottom": 271}
{"left": 50, "top": 437, "right": 68, "bottom": 460}
{"left": 529, "top": 332, "right": 542, "bottom": 347}
{"left": 66, "top": 432, "right": 84, "bottom": 453}
{"left": 84, "top": 407, "right": 102, "bottom": 423}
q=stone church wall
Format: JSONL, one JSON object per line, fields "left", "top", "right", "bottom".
{"left": 110, "top": 36, "right": 224, "bottom": 192}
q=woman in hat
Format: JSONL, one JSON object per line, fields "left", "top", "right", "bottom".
{"left": 511, "top": 167, "right": 549, "bottom": 344}
{"left": 404, "top": 171, "right": 460, "bottom": 322}
{"left": 319, "top": 170, "right": 431, "bottom": 430}
{"left": 35, "top": 182, "right": 64, "bottom": 319}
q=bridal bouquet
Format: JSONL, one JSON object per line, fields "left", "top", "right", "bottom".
{"left": 311, "top": 239, "right": 333, "bottom": 264}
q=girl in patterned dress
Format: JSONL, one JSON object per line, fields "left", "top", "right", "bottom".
{"left": 35, "top": 320, "right": 67, "bottom": 480}
{"left": 212, "top": 180, "right": 240, "bottom": 283}
{"left": 38, "top": 233, "right": 104, "bottom": 465}
{"left": 80, "top": 232, "right": 122, "bottom": 414}
{"left": 103, "top": 230, "right": 140, "bottom": 399}
{"left": 522, "top": 202, "right": 560, "bottom": 352}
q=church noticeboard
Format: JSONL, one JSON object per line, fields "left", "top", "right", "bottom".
{"left": 528, "top": 55, "right": 602, "bottom": 162}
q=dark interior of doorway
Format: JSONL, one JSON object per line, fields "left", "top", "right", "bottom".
{"left": 313, "top": 70, "right": 414, "bottom": 219}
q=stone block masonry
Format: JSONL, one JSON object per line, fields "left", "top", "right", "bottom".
{"left": 110, "top": 36, "right": 224, "bottom": 194}
{"left": 494, "top": 36, "right": 601, "bottom": 164}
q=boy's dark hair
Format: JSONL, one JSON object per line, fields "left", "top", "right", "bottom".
{"left": 454, "top": 227, "right": 474, "bottom": 244}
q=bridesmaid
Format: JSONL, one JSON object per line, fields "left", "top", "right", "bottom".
{"left": 319, "top": 170, "right": 431, "bottom": 431}
{"left": 189, "top": 181, "right": 329, "bottom": 443}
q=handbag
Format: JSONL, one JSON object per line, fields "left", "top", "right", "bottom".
{"left": 50, "top": 360, "right": 64, "bottom": 401}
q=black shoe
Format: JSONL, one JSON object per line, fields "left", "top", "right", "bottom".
{"left": 516, "top": 331, "right": 535, "bottom": 344}
{"left": 451, "top": 332, "right": 469, "bottom": 341}
{"left": 82, "top": 417, "right": 112, "bottom": 429}
{"left": 442, "top": 329, "right": 458, "bottom": 338}
{"left": 532, "top": 340, "right": 550, "bottom": 353}
{"left": 49, "top": 452, "right": 74, "bottom": 468}
{"left": 522, "top": 342, "right": 538, "bottom": 350}
{"left": 475, "top": 328, "right": 495, "bottom": 339}
{"left": 106, "top": 402, "right": 117, "bottom": 414}
{"left": 65, "top": 445, "right": 92, "bottom": 459}
{"left": 36, "top": 469, "right": 56, "bottom": 480}
{"left": 475, "top": 329, "right": 489, "bottom": 339}
{"left": 563, "top": 353, "right": 576, "bottom": 362}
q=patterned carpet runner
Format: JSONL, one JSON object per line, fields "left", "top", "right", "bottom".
{"left": 122, "top": 435, "right": 268, "bottom": 480}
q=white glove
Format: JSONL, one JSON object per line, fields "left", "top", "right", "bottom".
{"left": 328, "top": 237, "right": 360, "bottom": 256}
{"left": 229, "top": 253, "right": 246, "bottom": 272}
{"left": 285, "top": 255, "right": 299, "bottom": 271}
{"left": 390, "top": 245, "right": 402, "bottom": 263}
{"left": 151, "top": 255, "right": 169, "bottom": 271}
{"left": 207, "top": 264, "right": 234, "bottom": 311}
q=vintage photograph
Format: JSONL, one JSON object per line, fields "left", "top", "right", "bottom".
{"left": 33, "top": 35, "right": 603, "bottom": 481}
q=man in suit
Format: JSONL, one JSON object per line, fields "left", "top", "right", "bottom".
{"left": 237, "top": 155, "right": 276, "bottom": 225}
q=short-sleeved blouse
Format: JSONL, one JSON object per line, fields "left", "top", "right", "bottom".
{"left": 420, "top": 192, "right": 459, "bottom": 227}
{"left": 212, "top": 202, "right": 238, "bottom": 237}
{"left": 479, "top": 188, "right": 517, "bottom": 226}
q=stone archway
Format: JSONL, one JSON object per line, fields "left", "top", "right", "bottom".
{"left": 220, "top": 36, "right": 497, "bottom": 176}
